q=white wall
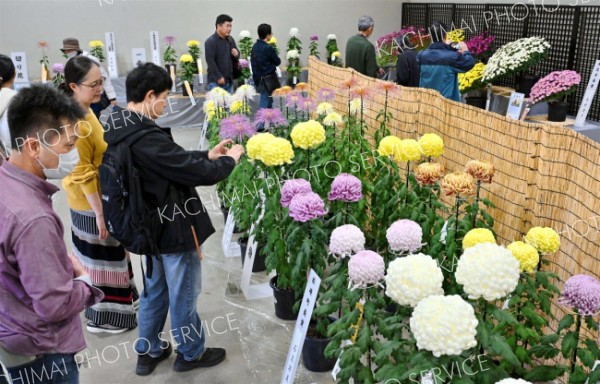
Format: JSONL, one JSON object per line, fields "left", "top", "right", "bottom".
{"left": 0, "top": 0, "right": 403, "bottom": 79}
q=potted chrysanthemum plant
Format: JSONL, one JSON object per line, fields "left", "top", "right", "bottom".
{"left": 244, "top": 133, "right": 297, "bottom": 319}
{"left": 326, "top": 34, "right": 339, "bottom": 65}
{"left": 163, "top": 36, "right": 177, "bottom": 74}
{"left": 309, "top": 35, "right": 320, "bottom": 59}
{"left": 89, "top": 40, "right": 105, "bottom": 62}
{"left": 528, "top": 70, "right": 581, "bottom": 122}
{"left": 179, "top": 53, "right": 195, "bottom": 96}
{"left": 186, "top": 40, "right": 202, "bottom": 73}
{"left": 459, "top": 62, "right": 488, "bottom": 109}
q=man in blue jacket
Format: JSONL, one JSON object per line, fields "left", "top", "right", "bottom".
{"left": 417, "top": 21, "right": 475, "bottom": 102}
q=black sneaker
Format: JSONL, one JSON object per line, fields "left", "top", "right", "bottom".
{"left": 135, "top": 342, "right": 172, "bottom": 376}
{"left": 173, "top": 348, "right": 226, "bottom": 372}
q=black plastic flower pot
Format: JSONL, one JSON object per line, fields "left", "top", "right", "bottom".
{"left": 237, "top": 237, "right": 266, "bottom": 272}
{"left": 547, "top": 101, "right": 569, "bottom": 122}
{"left": 302, "top": 320, "right": 337, "bottom": 372}
{"left": 182, "top": 82, "right": 194, "bottom": 97}
{"left": 516, "top": 74, "right": 539, "bottom": 98}
{"left": 269, "top": 276, "right": 298, "bottom": 320}
{"left": 465, "top": 97, "right": 487, "bottom": 110}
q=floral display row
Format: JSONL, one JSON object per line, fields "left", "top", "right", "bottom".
{"left": 202, "top": 79, "right": 599, "bottom": 384}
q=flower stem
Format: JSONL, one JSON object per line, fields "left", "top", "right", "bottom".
{"left": 473, "top": 180, "right": 481, "bottom": 228}
{"left": 570, "top": 311, "right": 582, "bottom": 376}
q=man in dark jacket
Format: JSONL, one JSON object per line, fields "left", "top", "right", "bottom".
{"left": 417, "top": 21, "right": 475, "bottom": 101}
{"left": 103, "top": 63, "right": 244, "bottom": 376}
{"left": 395, "top": 35, "right": 420, "bottom": 87}
{"left": 205, "top": 14, "right": 239, "bottom": 93}
{"left": 345, "top": 15, "right": 385, "bottom": 78}
{"left": 251, "top": 23, "right": 281, "bottom": 109}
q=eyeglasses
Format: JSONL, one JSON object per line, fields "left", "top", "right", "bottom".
{"left": 79, "top": 77, "right": 106, "bottom": 90}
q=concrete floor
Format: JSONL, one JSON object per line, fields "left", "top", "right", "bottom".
{"left": 50, "top": 127, "right": 334, "bottom": 384}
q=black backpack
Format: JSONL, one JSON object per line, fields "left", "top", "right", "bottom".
{"left": 99, "top": 130, "right": 161, "bottom": 258}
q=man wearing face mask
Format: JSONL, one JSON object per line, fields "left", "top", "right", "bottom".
{"left": 0, "top": 84, "right": 104, "bottom": 383}
{"left": 60, "top": 38, "right": 117, "bottom": 117}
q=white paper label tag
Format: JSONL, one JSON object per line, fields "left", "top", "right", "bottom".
{"left": 149, "top": 31, "right": 161, "bottom": 66}
{"left": 576, "top": 59, "right": 600, "bottom": 127}
{"left": 331, "top": 340, "right": 353, "bottom": 380}
{"left": 105, "top": 32, "right": 118, "bottom": 78}
{"left": 293, "top": 76, "right": 297, "bottom": 85}
{"left": 198, "top": 116, "right": 209, "bottom": 150}
{"left": 10, "top": 52, "right": 29, "bottom": 83}
{"left": 440, "top": 219, "right": 449, "bottom": 244}
{"left": 276, "top": 67, "right": 282, "bottom": 78}
{"left": 280, "top": 270, "right": 321, "bottom": 384}
{"left": 221, "top": 209, "right": 241, "bottom": 257}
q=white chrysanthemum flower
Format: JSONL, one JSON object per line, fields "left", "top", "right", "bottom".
{"left": 385, "top": 253, "right": 444, "bottom": 307}
{"left": 455, "top": 243, "right": 520, "bottom": 301}
{"left": 206, "top": 87, "right": 231, "bottom": 107}
{"left": 286, "top": 49, "right": 300, "bottom": 60}
{"left": 239, "top": 30, "right": 251, "bottom": 38}
{"left": 329, "top": 224, "right": 365, "bottom": 258}
{"left": 316, "top": 102, "right": 333, "bottom": 115}
{"left": 289, "top": 27, "right": 300, "bottom": 37}
{"left": 410, "top": 295, "right": 478, "bottom": 357}
{"left": 349, "top": 98, "right": 362, "bottom": 115}
{"left": 233, "top": 84, "right": 258, "bottom": 100}
{"left": 327, "top": 34, "right": 337, "bottom": 40}
{"left": 495, "top": 379, "right": 533, "bottom": 384}
{"left": 386, "top": 219, "right": 423, "bottom": 253}
{"left": 323, "top": 112, "right": 343, "bottom": 127}
{"left": 348, "top": 250, "right": 385, "bottom": 289}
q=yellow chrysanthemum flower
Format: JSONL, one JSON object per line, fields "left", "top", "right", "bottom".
{"left": 246, "top": 133, "right": 275, "bottom": 161}
{"left": 462, "top": 228, "right": 495, "bottom": 249}
{"left": 525, "top": 227, "right": 560, "bottom": 254}
{"left": 290, "top": 120, "right": 326, "bottom": 149}
{"left": 268, "top": 37, "right": 277, "bottom": 45}
{"left": 378, "top": 136, "right": 402, "bottom": 158}
{"left": 507, "top": 241, "right": 539, "bottom": 273}
{"left": 419, "top": 133, "right": 444, "bottom": 158}
{"left": 187, "top": 40, "right": 201, "bottom": 47}
{"left": 89, "top": 40, "right": 104, "bottom": 48}
{"left": 229, "top": 100, "right": 249, "bottom": 114}
{"left": 458, "top": 63, "right": 486, "bottom": 93}
{"left": 447, "top": 29, "right": 465, "bottom": 43}
{"left": 323, "top": 112, "right": 343, "bottom": 127}
{"left": 316, "top": 102, "right": 333, "bottom": 116}
{"left": 180, "top": 54, "right": 194, "bottom": 63}
{"left": 260, "top": 137, "right": 295, "bottom": 166}
{"left": 332, "top": 51, "right": 341, "bottom": 57}
{"left": 399, "top": 139, "right": 422, "bottom": 162}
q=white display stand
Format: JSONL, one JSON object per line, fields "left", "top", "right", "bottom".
{"left": 575, "top": 59, "right": 600, "bottom": 127}
{"left": 104, "top": 32, "right": 118, "bottom": 78}
{"left": 10, "top": 52, "right": 29, "bottom": 83}
{"left": 149, "top": 31, "right": 161, "bottom": 66}
{"left": 221, "top": 209, "right": 241, "bottom": 257}
{"left": 280, "top": 270, "right": 321, "bottom": 384}
{"left": 198, "top": 115, "right": 209, "bottom": 150}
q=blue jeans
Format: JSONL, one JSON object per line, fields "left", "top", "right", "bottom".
{"left": 3, "top": 354, "right": 79, "bottom": 384}
{"left": 207, "top": 81, "right": 233, "bottom": 94}
{"left": 135, "top": 251, "right": 205, "bottom": 361}
{"left": 259, "top": 90, "right": 273, "bottom": 109}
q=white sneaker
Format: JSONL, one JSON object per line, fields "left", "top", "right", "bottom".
{"left": 86, "top": 322, "right": 130, "bottom": 334}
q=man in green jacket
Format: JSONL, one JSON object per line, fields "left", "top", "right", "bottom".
{"left": 345, "top": 15, "right": 385, "bottom": 78}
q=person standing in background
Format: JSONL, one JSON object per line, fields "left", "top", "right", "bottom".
{"left": 395, "top": 35, "right": 420, "bottom": 87}
{"left": 205, "top": 14, "right": 240, "bottom": 93}
{"left": 345, "top": 15, "right": 385, "bottom": 78}
{"left": 0, "top": 55, "right": 17, "bottom": 162}
{"left": 251, "top": 23, "right": 281, "bottom": 109}
{"left": 60, "top": 56, "right": 138, "bottom": 334}
{"left": 417, "top": 21, "right": 475, "bottom": 102}
{"left": 0, "top": 84, "right": 103, "bottom": 384}
{"left": 60, "top": 38, "right": 118, "bottom": 117}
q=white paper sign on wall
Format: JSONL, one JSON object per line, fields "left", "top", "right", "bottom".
{"left": 575, "top": 59, "right": 600, "bottom": 127}
{"left": 280, "top": 269, "right": 321, "bottom": 384}
{"left": 131, "top": 48, "right": 147, "bottom": 67}
{"left": 104, "top": 32, "right": 118, "bottom": 78}
{"left": 10, "top": 52, "right": 29, "bottom": 83}
{"left": 149, "top": 31, "right": 161, "bottom": 66}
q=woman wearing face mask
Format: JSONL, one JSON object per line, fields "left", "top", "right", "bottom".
{"left": 60, "top": 56, "right": 138, "bottom": 334}
{"left": 0, "top": 54, "right": 17, "bottom": 162}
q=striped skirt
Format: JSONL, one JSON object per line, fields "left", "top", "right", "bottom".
{"left": 71, "top": 209, "right": 138, "bottom": 329}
